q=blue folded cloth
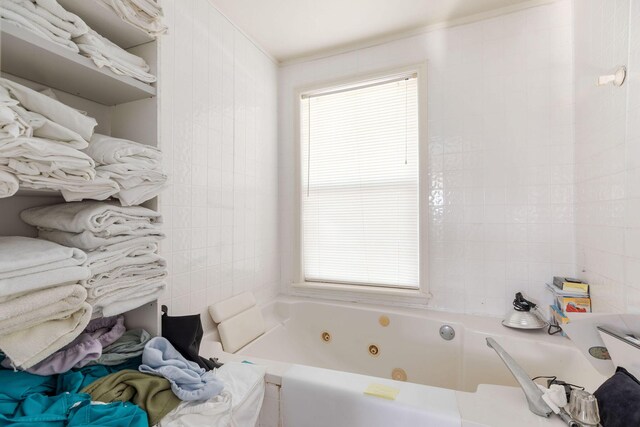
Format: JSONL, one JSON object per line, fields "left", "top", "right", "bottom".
{"left": 138, "top": 337, "right": 223, "bottom": 401}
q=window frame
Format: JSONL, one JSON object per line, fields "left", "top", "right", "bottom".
{"left": 291, "top": 63, "right": 430, "bottom": 307}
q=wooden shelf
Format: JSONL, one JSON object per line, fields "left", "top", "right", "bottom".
{"left": 58, "top": 0, "right": 155, "bottom": 49}
{"left": 1, "top": 22, "right": 156, "bottom": 106}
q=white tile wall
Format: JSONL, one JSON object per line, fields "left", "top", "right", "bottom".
{"left": 278, "top": 1, "right": 576, "bottom": 316}
{"left": 158, "top": 0, "right": 280, "bottom": 330}
{"left": 574, "top": 0, "right": 640, "bottom": 313}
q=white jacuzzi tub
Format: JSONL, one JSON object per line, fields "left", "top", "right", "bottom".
{"left": 203, "top": 296, "right": 606, "bottom": 426}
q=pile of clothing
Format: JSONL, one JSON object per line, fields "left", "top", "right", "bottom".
{"left": 86, "top": 133, "right": 167, "bottom": 205}
{"left": 0, "top": 0, "right": 159, "bottom": 83}
{"left": 0, "top": 77, "right": 122, "bottom": 201}
{"left": 21, "top": 201, "right": 167, "bottom": 317}
{"left": 100, "top": 0, "right": 167, "bottom": 37}
{"left": 0, "top": 325, "right": 266, "bottom": 427}
{"left": 0, "top": 236, "right": 91, "bottom": 370}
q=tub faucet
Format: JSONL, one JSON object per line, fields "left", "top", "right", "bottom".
{"left": 486, "top": 337, "right": 553, "bottom": 417}
{"left": 486, "top": 338, "right": 582, "bottom": 426}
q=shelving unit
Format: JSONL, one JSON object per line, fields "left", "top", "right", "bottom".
{"left": 0, "top": 10, "right": 162, "bottom": 335}
{"left": 1, "top": 22, "right": 156, "bottom": 105}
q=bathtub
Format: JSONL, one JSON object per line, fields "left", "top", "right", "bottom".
{"left": 203, "top": 296, "right": 606, "bottom": 426}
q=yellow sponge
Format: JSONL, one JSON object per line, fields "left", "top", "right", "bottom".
{"left": 364, "top": 383, "right": 400, "bottom": 400}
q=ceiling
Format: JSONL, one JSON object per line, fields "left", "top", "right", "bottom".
{"left": 208, "top": 0, "right": 538, "bottom": 62}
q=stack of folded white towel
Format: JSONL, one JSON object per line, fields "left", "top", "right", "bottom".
{"left": 21, "top": 201, "right": 167, "bottom": 317}
{"left": 0, "top": 0, "right": 159, "bottom": 83}
{"left": 100, "top": 0, "right": 167, "bottom": 37}
{"left": 0, "top": 0, "right": 87, "bottom": 52}
{"left": 85, "top": 133, "right": 167, "bottom": 206}
{"left": 0, "top": 77, "right": 122, "bottom": 201}
{"left": 75, "top": 29, "right": 157, "bottom": 83}
{"left": 0, "top": 236, "right": 92, "bottom": 370}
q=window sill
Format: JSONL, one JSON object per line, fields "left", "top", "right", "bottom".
{"left": 288, "top": 281, "right": 431, "bottom": 308}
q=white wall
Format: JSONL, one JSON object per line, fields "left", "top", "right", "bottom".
{"left": 574, "top": 0, "right": 640, "bottom": 312}
{"left": 158, "top": 0, "right": 280, "bottom": 330}
{"left": 279, "top": 0, "right": 575, "bottom": 316}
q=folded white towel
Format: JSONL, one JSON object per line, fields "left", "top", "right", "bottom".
{"left": 0, "top": 282, "right": 87, "bottom": 335}
{"left": 97, "top": 281, "right": 165, "bottom": 317}
{"left": 0, "top": 78, "right": 96, "bottom": 142}
{"left": 80, "top": 251, "right": 162, "bottom": 288}
{"left": 10, "top": 103, "right": 88, "bottom": 149}
{"left": 86, "top": 133, "right": 161, "bottom": 167}
{"left": 0, "top": 236, "right": 90, "bottom": 297}
{"left": 100, "top": 0, "right": 167, "bottom": 37}
{"left": 0, "top": 10, "right": 78, "bottom": 52}
{"left": 0, "top": 138, "right": 96, "bottom": 188}
{"left": 0, "top": 106, "right": 31, "bottom": 140}
{"left": 0, "top": 285, "right": 92, "bottom": 369}
{"left": 82, "top": 237, "right": 159, "bottom": 277}
{"left": 0, "top": 86, "right": 31, "bottom": 141}
{"left": 74, "top": 29, "right": 157, "bottom": 83}
{"left": 37, "top": 227, "right": 165, "bottom": 251}
{"left": 29, "top": 0, "right": 88, "bottom": 36}
{"left": 86, "top": 258, "right": 166, "bottom": 300}
{"left": 0, "top": 168, "right": 19, "bottom": 198}
{"left": 3, "top": 0, "right": 73, "bottom": 40}
{"left": 57, "top": 176, "right": 120, "bottom": 202}
{"left": 22, "top": 201, "right": 162, "bottom": 235}
{"left": 84, "top": 134, "right": 167, "bottom": 205}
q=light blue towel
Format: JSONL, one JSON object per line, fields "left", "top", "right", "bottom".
{"left": 139, "top": 337, "right": 223, "bottom": 401}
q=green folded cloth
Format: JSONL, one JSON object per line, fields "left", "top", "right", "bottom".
{"left": 81, "top": 369, "right": 180, "bottom": 426}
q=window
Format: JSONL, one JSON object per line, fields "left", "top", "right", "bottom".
{"left": 300, "top": 71, "right": 421, "bottom": 290}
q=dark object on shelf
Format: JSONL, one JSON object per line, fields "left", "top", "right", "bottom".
{"left": 161, "top": 305, "right": 222, "bottom": 370}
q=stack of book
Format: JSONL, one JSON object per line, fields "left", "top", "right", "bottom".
{"left": 547, "top": 276, "right": 591, "bottom": 332}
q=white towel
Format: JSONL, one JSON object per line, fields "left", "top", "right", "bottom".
{"left": 86, "top": 258, "right": 166, "bottom": 300}
{"left": 0, "top": 78, "right": 96, "bottom": 142}
{"left": 82, "top": 237, "right": 159, "bottom": 277}
{"left": 0, "top": 86, "right": 31, "bottom": 140}
{"left": 100, "top": 0, "right": 167, "bottom": 37}
{"left": 0, "top": 106, "right": 31, "bottom": 140}
{"left": 99, "top": 167, "right": 166, "bottom": 206}
{"left": 86, "top": 133, "right": 161, "bottom": 168}
{"left": 0, "top": 168, "right": 18, "bottom": 198}
{"left": 10, "top": 103, "right": 88, "bottom": 149}
{"left": 3, "top": 0, "right": 73, "bottom": 40}
{"left": 80, "top": 252, "right": 167, "bottom": 290}
{"left": 97, "top": 281, "right": 165, "bottom": 317}
{"left": 0, "top": 282, "right": 87, "bottom": 335}
{"left": 0, "top": 138, "right": 96, "bottom": 187}
{"left": 74, "top": 29, "right": 157, "bottom": 83}
{"left": 57, "top": 176, "right": 120, "bottom": 202}
{"left": 37, "top": 228, "right": 165, "bottom": 251}
{"left": 159, "top": 362, "right": 267, "bottom": 427}
{"left": 0, "top": 236, "right": 90, "bottom": 297}
{"left": 0, "top": 286, "right": 92, "bottom": 369}
{"left": 0, "top": 10, "right": 78, "bottom": 52}
{"left": 21, "top": 200, "right": 162, "bottom": 236}
{"left": 30, "top": 0, "right": 88, "bottom": 36}
{"left": 84, "top": 134, "right": 167, "bottom": 205}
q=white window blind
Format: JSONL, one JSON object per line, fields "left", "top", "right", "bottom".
{"left": 301, "top": 74, "right": 419, "bottom": 289}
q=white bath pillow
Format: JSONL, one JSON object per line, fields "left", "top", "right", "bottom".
{"left": 217, "top": 306, "right": 265, "bottom": 354}
{"left": 208, "top": 292, "right": 256, "bottom": 323}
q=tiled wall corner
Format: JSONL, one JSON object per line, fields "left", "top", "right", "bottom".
{"left": 158, "top": 0, "right": 280, "bottom": 330}
{"left": 279, "top": 0, "right": 575, "bottom": 316}
{"left": 574, "top": 0, "right": 640, "bottom": 313}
